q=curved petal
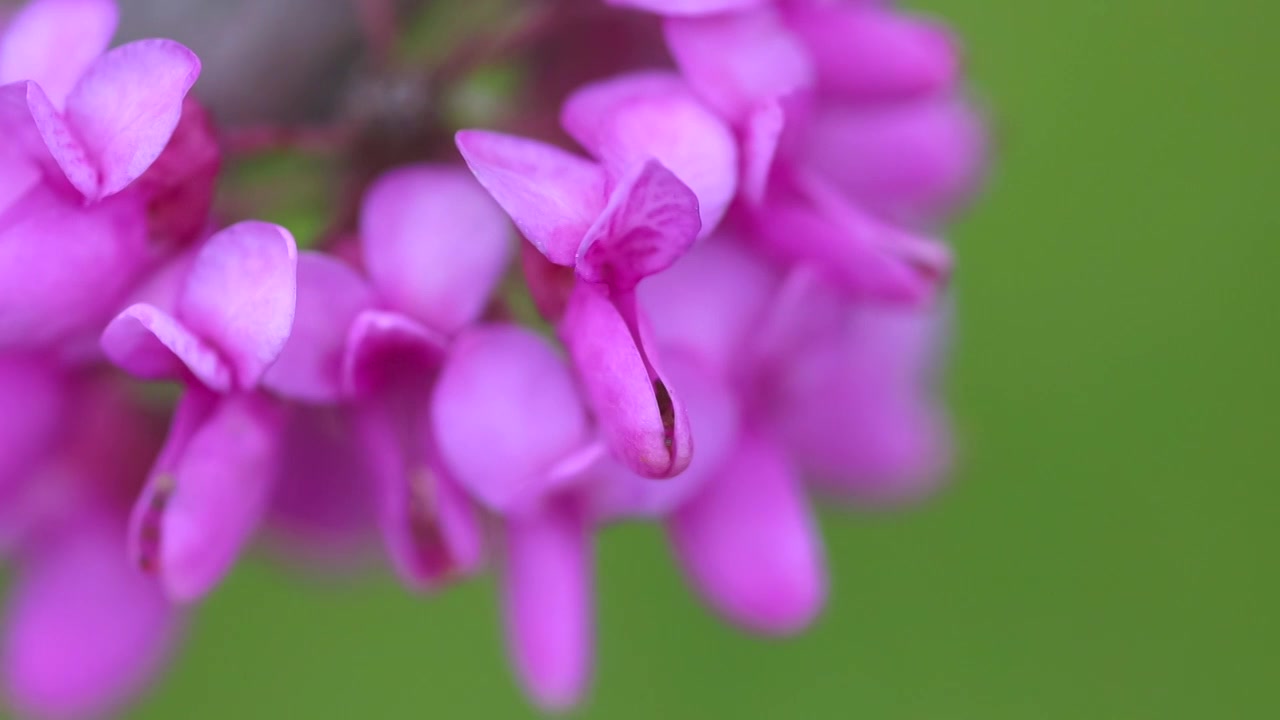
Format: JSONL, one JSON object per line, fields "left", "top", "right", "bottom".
{"left": 784, "top": 3, "right": 959, "bottom": 100}
{"left": 669, "top": 429, "right": 825, "bottom": 634}
{"left": 588, "top": 352, "right": 739, "bottom": 520}
{"left": 340, "top": 309, "right": 449, "bottom": 398}
{"left": 262, "top": 253, "right": 374, "bottom": 403}
{"left": 147, "top": 394, "right": 283, "bottom": 602}
{"left": 663, "top": 8, "right": 814, "bottom": 123}
{"left": 3, "top": 515, "right": 177, "bottom": 720}
{"left": 802, "top": 97, "right": 986, "bottom": 224}
{"left": 455, "top": 129, "right": 604, "bottom": 266}
{"left": 0, "top": 186, "right": 148, "bottom": 351}
{"left": 637, "top": 233, "right": 777, "bottom": 372}
{"left": 0, "top": 357, "right": 65, "bottom": 499}
{"left": 356, "top": 404, "right": 483, "bottom": 590}
{"left": 360, "top": 165, "right": 513, "bottom": 333}
{"left": 0, "top": 0, "right": 117, "bottom": 108}
{"left": 432, "top": 324, "right": 591, "bottom": 514}
{"left": 604, "top": 0, "right": 766, "bottom": 16}
{"left": 178, "top": 221, "right": 298, "bottom": 390}
{"left": 101, "top": 303, "right": 233, "bottom": 391}
{"left": 63, "top": 39, "right": 201, "bottom": 200}
{"left": 576, "top": 159, "right": 701, "bottom": 289}
{"left": 560, "top": 282, "right": 691, "bottom": 479}
{"left": 503, "top": 498, "right": 592, "bottom": 711}
{"left": 562, "top": 72, "right": 737, "bottom": 234}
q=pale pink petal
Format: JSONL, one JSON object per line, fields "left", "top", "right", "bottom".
{"left": 63, "top": 39, "right": 201, "bottom": 199}
{"left": 562, "top": 72, "right": 737, "bottom": 234}
{"left": 576, "top": 159, "right": 701, "bottom": 289}
{"left": 340, "top": 309, "right": 448, "bottom": 398}
{"left": 154, "top": 393, "right": 283, "bottom": 601}
{"left": 664, "top": 8, "right": 814, "bottom": 123}
{"left": 177, "top": 221, "right": 298, "bottom": 390}
{"left": 0, "top": 185, "right": 148, "bottom": 351}
{"left": 503, "top": 498, "right": 592, "bottom": 711}
{"left": 263, "top": 253, "right": 374, "bottom": 403}
{"left": 560, "top": 283, "right": 692, "bottom": 479}
{"left": 101, "top": 303, "right": 234, "bottom": 392}
{"left": 432, "top": 324, "right": 592, "bottom": 513}
{"left": 669, "top": 429, "right": 825, "bottom": 633}
{"left": 785, "top": 3, "right": 959, "bottom": 100}
{"left": 3, "top": 515, "right": 176, "bottom": 720}
{"left": 360, "top": 165, "right": 513, "bottom": 333}
{"left": 0, "top": 0, "right": 118, "bottom": 107}
{"left": 455, "top": 129, "right": 605, "bottom": 266}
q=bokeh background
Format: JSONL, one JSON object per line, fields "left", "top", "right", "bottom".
{"left": 22, "top": 0, "right": 1278, "bottom": 717}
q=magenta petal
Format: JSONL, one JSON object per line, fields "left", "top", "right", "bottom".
{"left": 0, "top": 357, "right": 64, "bottom": 499}
{"left": 605, "top": 0, "right": 766, "bottom": 16}
{"left": 664, "top": 8, "right": 814, "bottom": 123}
{"left": 785, "top": 4, "right": 959, "bottom": 100}
{"left": 669, "top": 429, "right": 825, "bottom": 634}
{"left": 360, "top": 165, "right": 512, "bottom": 333}
{"left": 560, "top": 282, "right": 692, "bottom": 479}
{"left": 63, "top": 39, "right": 201, "bottom": 200}
{"left": 153, "top": 393, "right": 283, "bottom": 601}
{"left": 262, "top": 253, "right": 374, "bottom": 403}
{"left": 101, "top": 303, "right": 233, "bottom": 391}
{"left": 576, "top": 159, "right": 701, "bottom": 289}
{"left": 638, "top": 233, "right": 777, "bottom": 372}
{"left": 432, "top": 325, "right": 591, "bottom": 514}
{"left": 802, "top": 97, "right": 986, "bottom": 224}
{"left": 3, "top": 515, "right": 176, "bottom": 720}
{"left": 588, "top": 352, "right": 739, "bottom": 520}
{"left": 562, "top": 72, "right": 737, "bottom": 234}
{"left": 178, "top": 221, "right": 298, "bottom": 390}
{"left": 0, "top": 186, "right": 148, "bottom": 351}
{"left": 0, "top": 0, "right": 118, "bottom": 107}
{"left": 455, "top": 129, "right": 605, "bottom": 266}
{"left": 340, "top": 309, "right": 448, "bottom": 398}
{"left": 357, "top": 405, "right": 483, "bottom": 590}
{"left": 503, "top": 499, "right": 592, "bottom": 711}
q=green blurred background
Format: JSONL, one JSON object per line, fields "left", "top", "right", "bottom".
{"left": 127, "top": 1, "right": 1278, "bottom": 718}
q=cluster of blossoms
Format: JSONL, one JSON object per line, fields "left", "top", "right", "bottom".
{"left": 0, "top": 0, "right": 983, "bottom": 716}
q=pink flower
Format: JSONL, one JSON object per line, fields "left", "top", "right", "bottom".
{"left": 101, "top": 221, "right": 298, "bottom": 601}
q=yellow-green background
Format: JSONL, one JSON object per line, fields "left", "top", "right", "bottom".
{"left": 131, "top": 1, "right": 1277, "bottom": 717}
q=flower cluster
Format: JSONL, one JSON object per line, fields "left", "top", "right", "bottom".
{"left": 0, "top": 0, "right": 983, "bottom": 716}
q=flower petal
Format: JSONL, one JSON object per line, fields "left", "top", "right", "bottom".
{"left": 455, "top": 129, "right": 604, "bottom": 266}
{"left": 562, "top": 71, "right": 737, "bottom": 235}
{"left": 669, "top": 429, "right": 825, "bottom": 633}
{"left": 152, "top": 393, "right": 283, "bottom": 602}
{"left": 3, "top": 514, "right": 176, "bottom": 720}
{"left": 432, "top": 324, "right": 591, "bottom": 514}
{"left": 604, "top": 0, "right": 766, "bottom": 17}
{"left": 63, "top": 39, "right": 201, "bottom": 200}
{"left": 0, "top": 185, "right": 148, "bottom": 351}
{"left": 503, "top": 498, "right": 592, "bottom": 711}
{"left": 340, "top": 309, "right": 449, "bottom": 398}
{"left": 664, "top": 7, "right": 814, "bottom": 123}
{"left": 262, "top": 253, "right": 374, "bottom": 403}
{"left": 588, "top": 352, "right": 739, "bottom": 520}
{"left": 784, "top": 3, "right": 959, "bottom": 100}
{"left": 0, "top": 357, "right": 64, "bottom": 500}
{"left": 101, "top": 303, "right": 233, "bottom": 391}
{"left": 0, "top": 0, "right": 117, "bottom": 108}
{"left": 177, "top": 221, "right": 298, "bottom": 390}
{"left": 560, "top": 282, "right": 692, "bottom": 479}
{"left": 576, "top": 159, "right": 701, "bottom": 289}
{"left": 360, "top": 165, "right": 512, "bottom": 333}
